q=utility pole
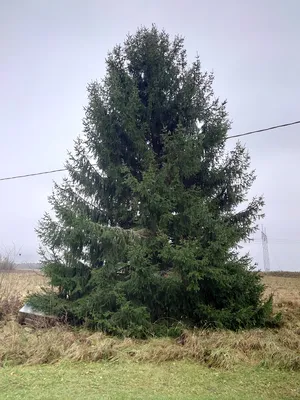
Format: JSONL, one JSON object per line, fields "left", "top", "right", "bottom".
{"left": 261, "top": 225, "right": 270, "bottom": 272}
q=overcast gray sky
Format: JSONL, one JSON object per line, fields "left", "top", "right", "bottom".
{"left": 1, "top": 0, "right": 299, "bottom": 270}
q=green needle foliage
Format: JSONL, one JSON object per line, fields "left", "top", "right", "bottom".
{"left": 29, "top": 25, "right": 276, "bottom": 337}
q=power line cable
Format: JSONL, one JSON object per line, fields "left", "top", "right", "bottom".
{"left": 226, "top": 119, "right": 300, "bottom": 139}
{"left": 0, "top": 168, "right": 67, "bottom": 182}
{"left": 1, "top": 119, "right": 300, "bottom": 182}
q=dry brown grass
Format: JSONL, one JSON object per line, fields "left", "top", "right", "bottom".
{"left": 0, "top": 270, "right": 46, "bottom": 296}
{"left": 263, "top": 274, "right": 300, "bottom": 308}
{"left": 0, "top": 271, "right": 46, "bottom": 317}
{"left": 0, "top": 271, "right": 299, "bottom": 371}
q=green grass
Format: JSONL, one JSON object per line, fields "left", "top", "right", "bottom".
{"left": 1, "top": 361, "right": 299, "bottom": 400}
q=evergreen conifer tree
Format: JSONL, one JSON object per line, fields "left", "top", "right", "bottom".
{"left": 29, "top": 25, "right": 276, "bottom": 337}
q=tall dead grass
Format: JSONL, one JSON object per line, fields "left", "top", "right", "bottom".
{"left": 0, "top": 271, "right": 46, "bottom": 318}
{"left": 1, "top": 317, "right": 300, "bottom": 370}
{"left": 0, "top": 271, "right": 299, "bottom": 371}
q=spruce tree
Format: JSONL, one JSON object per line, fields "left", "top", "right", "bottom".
{"left": 29, "top": 25, "right": 275, "bottom": 337}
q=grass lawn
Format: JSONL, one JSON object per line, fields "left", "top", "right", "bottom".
{"left": 1, "top": 272, "right": 300, "bottom": 399}
{"left": 1, "top": 361, "right": 299, "bottom": 400}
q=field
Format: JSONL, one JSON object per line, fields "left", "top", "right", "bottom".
{"left": 0, "top": 271, "right": 300, "bottom": 399}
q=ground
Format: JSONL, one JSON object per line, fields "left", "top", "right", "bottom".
{"left": 2, "top": 361, "right": 300, "bottom": 399}
{"left": 0, "top": 270, "right": 300, "bottom": 399}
